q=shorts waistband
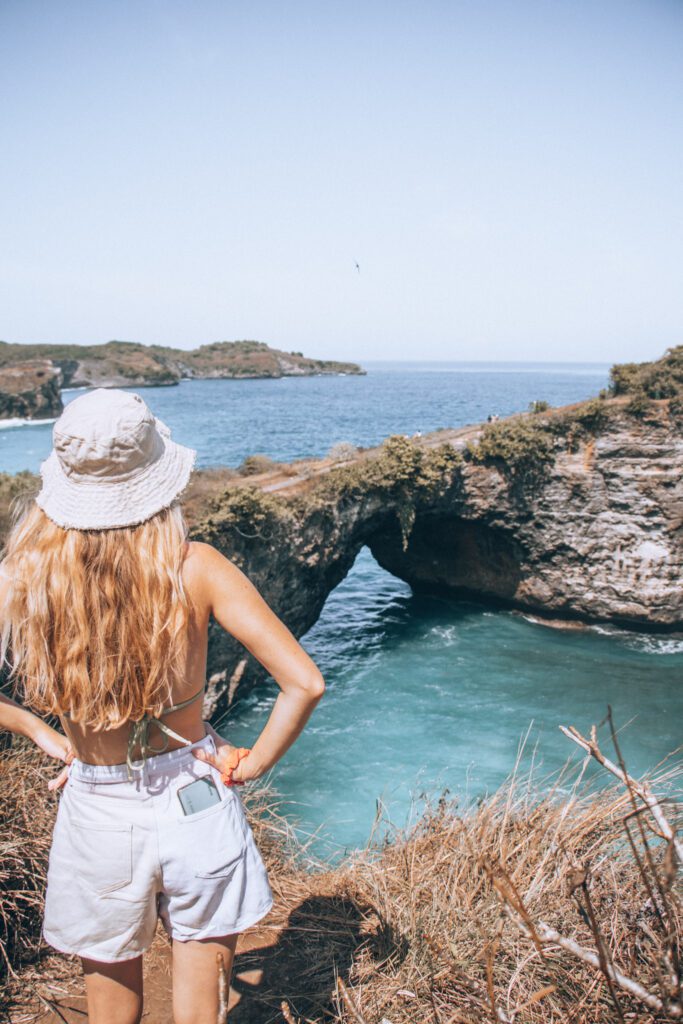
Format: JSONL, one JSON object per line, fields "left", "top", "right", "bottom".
{"left": 69, "top": 733, "right": 215, "bottom": 784}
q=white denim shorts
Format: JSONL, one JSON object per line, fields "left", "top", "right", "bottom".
{"left": 43, "top": 734, "right": 273, "bottom": 963}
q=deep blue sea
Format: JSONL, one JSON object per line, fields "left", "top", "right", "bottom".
{"left": 2, "top": 361, "right": 681, "bottom": 857}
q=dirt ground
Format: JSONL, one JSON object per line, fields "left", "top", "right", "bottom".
{"left": 9, "top": 922, "right": 293, "bottom": 1023}
{"left": 6, "top": 872, "right": 376, "bottom": 1024}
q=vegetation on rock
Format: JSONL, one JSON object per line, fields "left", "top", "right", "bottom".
{"left": 466, "top": 417, "right": 556, "bottom": 476}
{"left": 237, "top": 453, "right": 280, "bottom": 476}
{"left": 610, "top": 345, "right": 683, "bottom": 400}
{"left": 306, "top": 435, "right": 462, "bottom": 547}
{"left": 197, "top": 486, "right": 290, "bottom": 546}
{"left": 0, "top": 472, "right": 37, "bottom": 542}
{"left": 0, "top": 339, "right": 364, "bottom": 394}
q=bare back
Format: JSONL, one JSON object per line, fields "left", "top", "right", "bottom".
{"left": 30, "top": 541, "right": 210, "bottom": 765}
{"left": 2, "top": 536, "right": 323, "bottom": 770}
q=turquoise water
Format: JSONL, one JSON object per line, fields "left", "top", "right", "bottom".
{"left": 2, "top": 361, "right": 608, "bottom": 473}
{"left": 223, "top": 548, "right": 683, "bottom": 857}
{"left": 2, "top": 361, "right": 681, "bottom": 854}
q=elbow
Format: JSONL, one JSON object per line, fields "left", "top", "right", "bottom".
{"left": 303, "top": 669, "right": 326, "bottom": 702}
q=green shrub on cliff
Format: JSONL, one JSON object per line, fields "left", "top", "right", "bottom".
{"left": 610, "top": 345, "right": 683, "bottom": 401}
{"left": 569, "top": 396, "right": 610, "bottom": 431}
{"left": 466, "top": 417, "right": 555, "bottom": 476}
{"left": 668, "top": 394, "right": 683, "bottom": 424}
{"left": 197, "top": 486, "right": 289, "bottom": 544}
{"left": 315, "top": 435, "right": 461, "bottom": 500}
{"left": 238, "top": 453, "right": 279, "bottom": 476}
{"left": 307, "top": 436, "right": 462, "bottom": 548}
{"left": 626, "top": 393, "right": 655, "bottom": 419}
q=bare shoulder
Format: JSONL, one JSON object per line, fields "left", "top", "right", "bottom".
{"left": 183, "top": 540, "right": 237, "bottom": 574}
{"left": 181, "top": 541, "right": 247, "bottom": 607}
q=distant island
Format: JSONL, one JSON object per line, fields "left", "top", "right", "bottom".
{"left": 0, "top": 339, "right": 365, "bottom": 421}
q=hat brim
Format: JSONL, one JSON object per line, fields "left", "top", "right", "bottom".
{"left": 36, "top": 429, "right": 197, "bottom": 530}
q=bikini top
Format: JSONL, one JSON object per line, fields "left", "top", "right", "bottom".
{"left": 61, "top": 685, "right": 206, "bottom": 779}
{"left": 125, "top": 685, "right": 205, "bottom": 778}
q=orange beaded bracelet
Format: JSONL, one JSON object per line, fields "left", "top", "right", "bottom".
{"left": 219, "top": 746, "right": 251, "bottom": 787}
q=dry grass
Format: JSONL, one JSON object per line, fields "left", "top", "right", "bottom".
{"left": 331, "top": 758, "right": 681, "bottom": 1024}
{"left": 1, "top": 728, "right": 680, "bottom": 1024}
{"left": 0, "top": 740, "right": 64, "bottom": 1010}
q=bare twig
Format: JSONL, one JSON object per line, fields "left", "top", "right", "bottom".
{"left": 559, "top": 723, "right": 683, "bottom": 863}
{"left": 507, "top": 912, "right": 671, "bottom": 1015}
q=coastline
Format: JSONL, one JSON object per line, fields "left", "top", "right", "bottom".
{"left": 0, "top": 416, "right": 57, "bottom": 430}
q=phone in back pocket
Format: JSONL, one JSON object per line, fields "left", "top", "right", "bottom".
{"left": 177, "top": 776, "right": 222, "bottom": 816}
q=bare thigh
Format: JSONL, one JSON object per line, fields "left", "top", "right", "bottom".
{"left": 82, "top": 956, "right": 143, "bottom": 1024}
{"left": 173, "top": 933, "right": 240, "bottom": 1024}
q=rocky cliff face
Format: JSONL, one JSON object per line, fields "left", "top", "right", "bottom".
{"left": 371, "top": 416, "right": 683, "bottom": 627}
{"left": 184, "top": 398, "right": 683, "bottom": 716}
{"left": 0, "top": 361, "right": 63, "bottom": 421}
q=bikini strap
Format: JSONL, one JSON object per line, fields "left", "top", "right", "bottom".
{"left": 126, "top": 686, "right": 205, "bottom": 779}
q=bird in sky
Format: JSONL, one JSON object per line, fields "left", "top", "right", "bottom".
{"left": 354, "top": 260, "right": 360, "bottom": 274}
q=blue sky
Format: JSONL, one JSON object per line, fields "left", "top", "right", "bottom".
{"left": 1, "top": 0, "right": 681, "bottom": 362}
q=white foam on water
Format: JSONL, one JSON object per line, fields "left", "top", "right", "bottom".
{"left": 627, "top": 636, "right": 683, "bottom": 655}
{"left": 428, "top": 625, "right": 459, "bottom": 646}
{"left": 0, "top": 416, "right": 57, "bottom": 430}
{"left": 588, "top": 623, "right": 683, "bottom": 655}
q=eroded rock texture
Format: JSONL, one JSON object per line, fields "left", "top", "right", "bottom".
{"left": 190, "top": 405, "right": 683, "bottom": 716}
{"left": 0, "top": 361, "right": 63, "bottom": 421}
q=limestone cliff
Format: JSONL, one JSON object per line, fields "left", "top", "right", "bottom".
{"left": 183, "top": 392, "right": 683, "bottom": 716}
{"left": 0, "top": 361, "right": 63, "bottom": 421}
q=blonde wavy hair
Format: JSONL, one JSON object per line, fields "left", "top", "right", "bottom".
{"left": 0, "top": 498, "right": 191, "bottom": 730}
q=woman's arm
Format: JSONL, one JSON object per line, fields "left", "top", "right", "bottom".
{"left": 0, "top": 570, "right": 73, "bottom": 782}
{"left": 0, "top": 691, "right": 71, "bottom": 761}
{"left": 190, "top": 543, "right": 325, "bottom": 782}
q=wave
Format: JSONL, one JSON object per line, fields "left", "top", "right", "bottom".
{"left": 589, "top": 623, "right": 683, "bottom": 655}
{"left": 0, "top": 416, "right": 57, "bottom": 430}
{"left": 427, "top": 625, "right": 460, "bottom": 646}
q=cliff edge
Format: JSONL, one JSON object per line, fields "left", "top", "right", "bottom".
{"left": 1, "top": 347, "right": 682, "bottom": 714}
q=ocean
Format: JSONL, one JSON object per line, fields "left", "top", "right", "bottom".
{"left": 2, "top": 361, "right": 681, "bottom": 857}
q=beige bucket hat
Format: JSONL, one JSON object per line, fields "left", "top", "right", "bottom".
{"left": 36, "top": 388, "right": 197, "bottom": 530}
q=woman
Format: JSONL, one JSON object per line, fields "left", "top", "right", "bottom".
{"left": 0, "top": 388, "right": 325, "bottom": 1024}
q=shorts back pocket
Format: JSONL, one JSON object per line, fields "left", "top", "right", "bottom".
{"left": 192, "top": 802, "right": 247, "bottom": 880}
{"left": 71, "top": 821, "right": 133, "bottom": 895}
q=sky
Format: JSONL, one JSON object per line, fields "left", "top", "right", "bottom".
{"left": 1, "top": 0, "right": 682, "bottom": 363}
